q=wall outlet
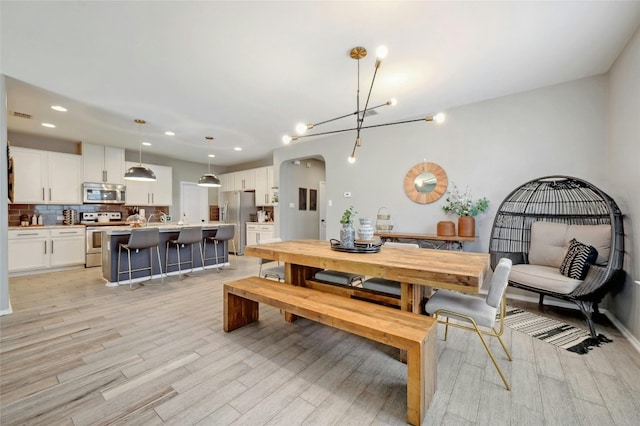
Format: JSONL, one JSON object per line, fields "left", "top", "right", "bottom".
{"left": 344, "top": 192, "right": 352, "bottom": 198}
{"left": 328, "top": 200, "right": 333, "bottom": 206}
{"left": 289, "top": 202, "right": 295, "bottom": 208}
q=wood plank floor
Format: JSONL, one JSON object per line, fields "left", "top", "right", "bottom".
{"left": 2, "top": 256, "right": 639, "bottom": 425}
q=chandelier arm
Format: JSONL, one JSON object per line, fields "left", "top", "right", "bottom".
{"left": 294, "top": 116, "right": 430, "bottom": 140}
{"left": 311, "top": 102, "right": 391, "bottom": 127}
{"left": 357, "top": 65, "right": 380, "bottom": 132}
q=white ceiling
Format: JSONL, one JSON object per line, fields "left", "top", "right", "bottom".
{"left": 2, "top": 1, "right": 639, "bottom": 167}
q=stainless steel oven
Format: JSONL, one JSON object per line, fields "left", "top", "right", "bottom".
{"left": 85, "top": 226, "right": 103, "bottom": 267}
{"left": 82, "top": 212, "right": 124, "bottom": 267}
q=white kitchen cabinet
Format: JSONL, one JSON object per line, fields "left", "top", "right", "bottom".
{"left": 8, "top": 229, "right": 49, "bottom": 272}
{"left": 8, "top": 227, "right": 84, "bottom": 273}
{"left": 246, "top": 223, "right": 274, "bottom": 246}
{"left": 219, "top": 173, "right": 234, "bottom": 192}
{"left": 255, "top": 166, "right": 276, "bottom": 206}
{"left": 11, "top": 147, "right": 82, "bottom": 204}
{"left": 246, "top": 224, "right": 259, "bottom": 246}
{"left": 50, "top": 228, "right": 85, "bottom": 267}
{"left": 82, "top": 143, "right": 125, "bottom": 184}
{"left": 124, "top": 162, "right": 173, "bottom": 206}
{"left": 234, "top": 169, "right": 255, "bottom": 190}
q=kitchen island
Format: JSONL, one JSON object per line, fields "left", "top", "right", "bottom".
{"left": 101, "top": 222, "right": 234, "bottom": 286}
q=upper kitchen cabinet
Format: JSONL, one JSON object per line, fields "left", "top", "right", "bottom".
{"left": 255, "top": 166, "right": 276, "bottom": 206}
{"left": 124, "top": 162, "right": 173, "bottom": 206}
{"left": 11, "top": 147, "right": 82, "bottom": 204}
{"left": 82, "top": 143, "right": 125, "bottom": 184}
{"left": 219, "top": 169, "right": 256, "bottom": 192}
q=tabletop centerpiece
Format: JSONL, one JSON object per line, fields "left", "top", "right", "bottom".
{"left": 340, "top": 206, "right": 357, "bottom": 248}
{"left": 442, "top": 183, "right": 489, "bottom": 237}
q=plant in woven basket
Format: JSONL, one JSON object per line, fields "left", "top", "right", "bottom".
{"left": 340, "top": 206, "right": 357, "bottom": 224}
{"left": 442, "top": 183, "right": 489, "bottom": 217}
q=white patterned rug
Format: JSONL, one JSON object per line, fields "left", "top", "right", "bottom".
{"left": 503, "top": 307, "right": 611, "bottom": 354}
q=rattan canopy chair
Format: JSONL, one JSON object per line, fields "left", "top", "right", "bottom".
{"left": 488, "top": 176, "right": 625, "bottom": 339}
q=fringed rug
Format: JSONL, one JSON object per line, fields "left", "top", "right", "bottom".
{"left": 503, "top": 307, "right": 612, "bottom": 354}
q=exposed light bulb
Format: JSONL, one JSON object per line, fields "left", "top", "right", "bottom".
{"left": 348, "top": 155, "right": 356, "bottom": 164}
{"left": 295, "top": 123, "right": 308, "bottom": 135}
{"left": 282, "top": 135, "right": 292, "bottom": 145}
{"left": 388, "top": 98, "right": 398, "bottom": 106}
{"left": 376, "top": 45, "right": 388, "bottom": 60}
{"left": 434, "top": 113, "right": 445, "bottom": 124}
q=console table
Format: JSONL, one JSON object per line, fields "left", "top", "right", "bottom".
{"left": 374, "top": 231, "right": 476, "bottom": 251}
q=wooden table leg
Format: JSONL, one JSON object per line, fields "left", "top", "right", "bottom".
{"left": 223, "top": 287, "right": 259, "bottom": 332}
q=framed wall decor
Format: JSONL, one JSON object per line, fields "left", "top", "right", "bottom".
{"left": 299, "top": 187, "right": 307, "bottom": 210}
{"left": 309, "top": 189, "right": 317, "bottom": 211}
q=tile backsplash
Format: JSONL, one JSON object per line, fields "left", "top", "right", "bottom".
{"left": 7, "top": 204, "right": 169, "bottom": 227}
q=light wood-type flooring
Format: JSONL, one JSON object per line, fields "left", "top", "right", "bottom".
{"left": 2, "top": 255, "right": 639, "bottom": 425}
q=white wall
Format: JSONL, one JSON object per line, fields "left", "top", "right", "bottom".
{"left": 1, "top": 75, "right": 10, "bottom": 315}
{"left": 608, "top": 26, "right": 640, "bottom": 339}
{"left": 275, "top": 75, "right": 608, "bottom": 256}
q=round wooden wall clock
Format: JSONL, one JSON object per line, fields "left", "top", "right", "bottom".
{"left": 404, "top": 162, "right": 448, "bottom": 204}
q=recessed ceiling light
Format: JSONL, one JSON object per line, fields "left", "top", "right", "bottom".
{"left": 41, "top": 123, "right": 56, "bottom": 128}
{"left": 164, "top": 131, "right": 175, "bottom": 136}
{"left": 142, "top": 142, "right": 152, "bottom": 146}
{"left": 234, "top": 147, "right": 242, "bottom": 151}
{"left": 208, "top": 154, "right": 215, "bottom": 158}
{"left": 51, "top": 105, "right": 67, "bottom": 112}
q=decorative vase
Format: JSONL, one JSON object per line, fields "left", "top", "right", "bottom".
{"left": 458, "top": 216, "right": 475, "bottom": 237}
{"left": 340, "top": 221, "right": 355, "bottom": 248}
{"left": 437, "top": 221, "right": 456, "bottom": 237}
{"left": 357, "top": 217, "right": 375, "bottom": 241}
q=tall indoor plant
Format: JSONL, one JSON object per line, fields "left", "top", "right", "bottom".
{"left": 442, "top": 183, "right": 489, "bottom": 237}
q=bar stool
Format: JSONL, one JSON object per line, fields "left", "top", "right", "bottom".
{"left": 117, "top": 228, "right": 163, "bottom": 289}
{"left": 203, "top": 224, "right": 236, "bottom": 271}
{"left": 165, "top": 226, "right": 204, "bottom": 280}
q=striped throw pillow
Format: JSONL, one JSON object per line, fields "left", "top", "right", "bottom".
{"left": 559, "top": 239, "right": 598, "bottom": 280}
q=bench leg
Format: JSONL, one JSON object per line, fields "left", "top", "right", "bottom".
{"left": 224, "top": 288, "right": 259, "bottom": 332}
{"left": 405, "top": 326, "right": 437, "bottom": 426}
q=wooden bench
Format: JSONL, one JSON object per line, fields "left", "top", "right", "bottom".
{"left": 223, "top": 276, "right": 438, "bottom": 426}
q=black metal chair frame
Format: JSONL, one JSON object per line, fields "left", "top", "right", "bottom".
{"left": 488, "top": 175, "right": 625, "bottom": 338}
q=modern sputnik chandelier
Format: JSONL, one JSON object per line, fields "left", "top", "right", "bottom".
{"left": 282, "top": 46, "right": 445, "bottom": 163}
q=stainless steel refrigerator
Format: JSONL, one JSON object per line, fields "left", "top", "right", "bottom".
{"left": 219, "top": 191, "right": 256, "bottom": 255}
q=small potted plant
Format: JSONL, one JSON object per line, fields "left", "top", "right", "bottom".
{"left": 442, "top": 183, "right": 489, "bottom": 237}
{"left": 340, "top": 206, "right": 357, "bottom": 247}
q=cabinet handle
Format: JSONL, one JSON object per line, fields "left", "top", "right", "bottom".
{"left": 103, "top": 170, "right": 107, "bottom": 182}
{"left": 49, "top": 188, "right": 52, "bottom": 201}
{"left": 58, "top": 231, "right": 77, "bottom": 235}
{"left": 152, "top": 193, "right": 154, "bottom": 204}
{"left": 42, "top": 188, "right": 45, "bottom": 201}
{"left": 44, "top": 241, "right": 47, "bottom": 254}
{"left": 17, "top": 232, "right": 39, "bottom": 236}
{"left": 147, "top": 193, "right": 150, "bottom": 204}
{"left": 51, "top": 240, "right": 54, "bottom": 253}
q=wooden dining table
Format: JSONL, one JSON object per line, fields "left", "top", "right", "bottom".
{"left": 244, "top": 239, "right": 490, "bottom": 316}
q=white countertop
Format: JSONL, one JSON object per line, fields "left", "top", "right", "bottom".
{"left": 8, "top": 225, "right": 85, "bottom": 230}
{"left": 103, "top": 222, "right": 228, "bottom": 235}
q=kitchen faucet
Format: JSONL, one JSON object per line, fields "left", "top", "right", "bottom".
{"left": 146, "top": 214, "right": 155, "bottom": 226}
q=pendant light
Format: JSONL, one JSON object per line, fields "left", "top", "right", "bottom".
{"left": 198, "top": 154, "right": 221, "bottom": 187}
{"left": 124, "top": 119, "right": 157, "bottom": 182}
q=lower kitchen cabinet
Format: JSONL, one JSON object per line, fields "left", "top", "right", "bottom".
{"left": 8, "top": 227, "right": 85, "bottom": 273}
{"left": 246, "top": 223, "right": 274, "bottom": 246}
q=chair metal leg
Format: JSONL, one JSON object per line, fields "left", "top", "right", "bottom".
{"left": 156, "top": 245, "right": 164, "bottom": 283}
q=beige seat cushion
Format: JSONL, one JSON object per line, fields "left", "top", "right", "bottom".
{"left": 510, "top": 264, "right": 582, "bottom": 294}
{"left": 566, "top": 224, "right": 610, "bottom": 265}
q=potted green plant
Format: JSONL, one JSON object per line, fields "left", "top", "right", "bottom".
{"left": 340, "top": 206, "right": 357, "bottom": 247}
{"left": 442, "top": 183, "right": 489, "bottom": 237}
